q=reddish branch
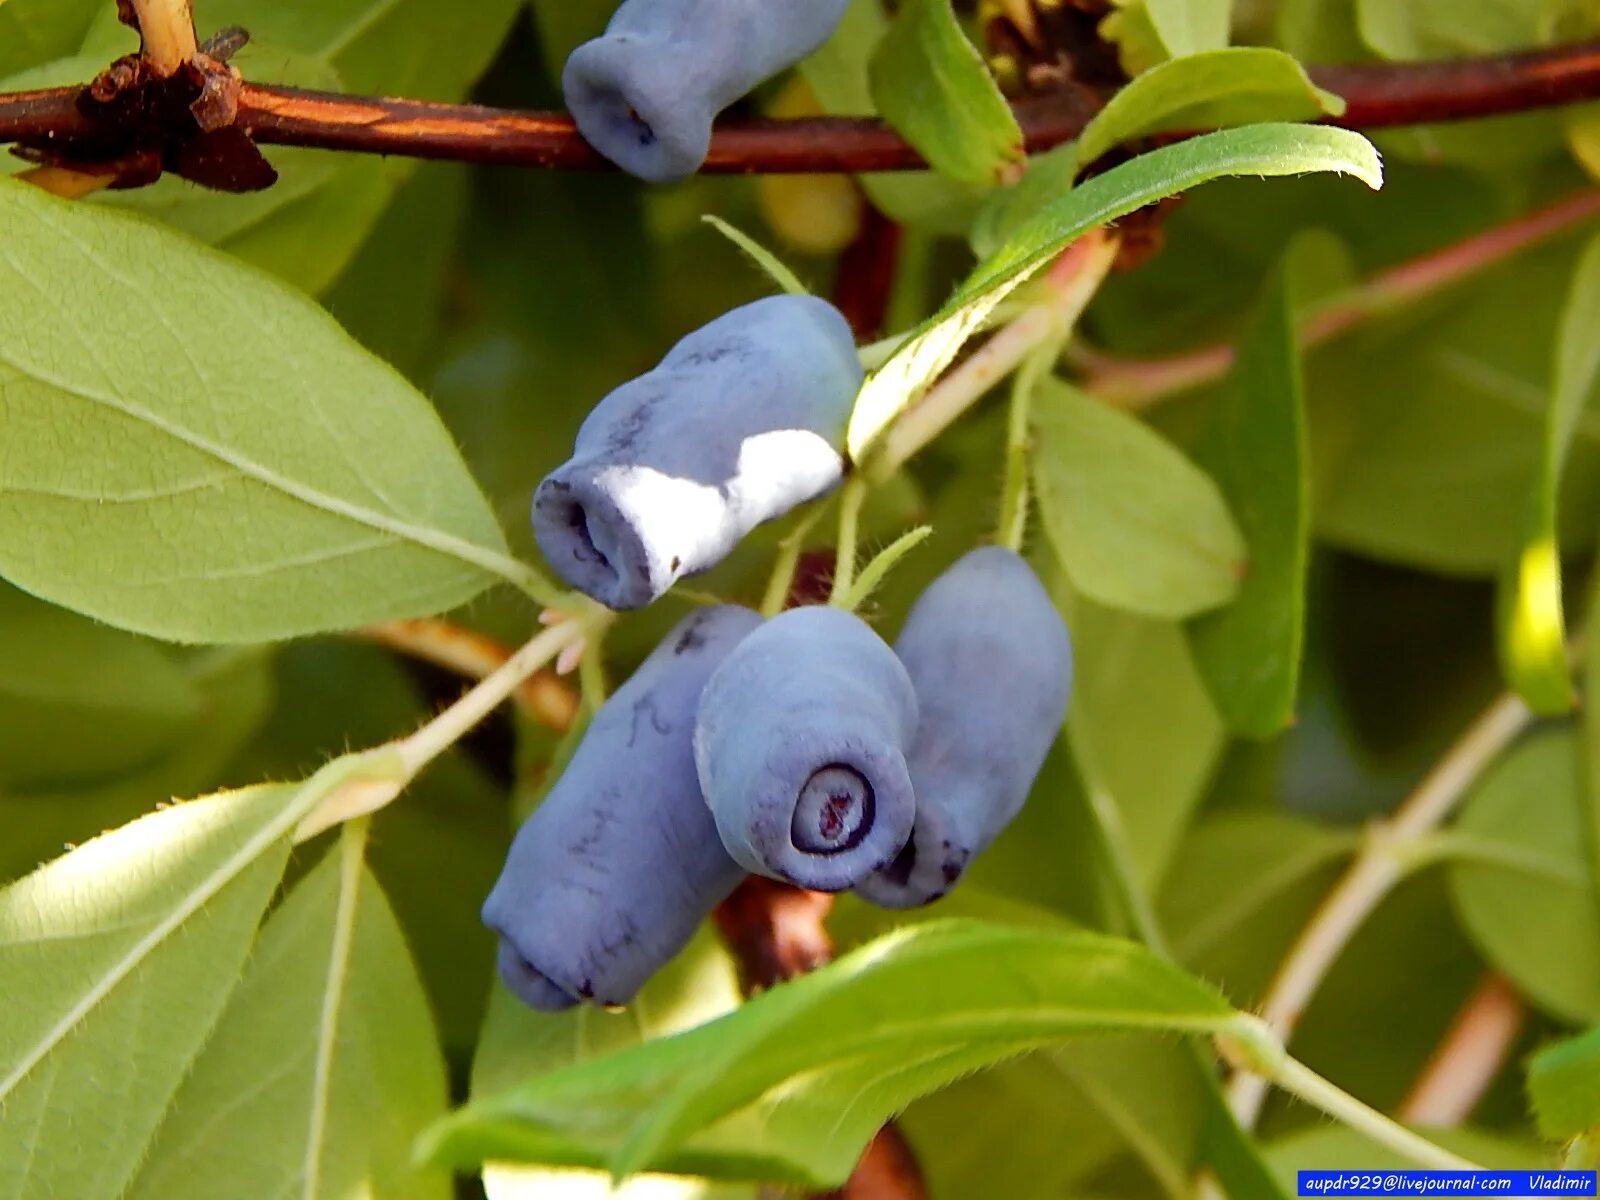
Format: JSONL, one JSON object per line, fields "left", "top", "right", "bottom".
{"left": 4, "top": 41, "right": 1600, "bottom": 177}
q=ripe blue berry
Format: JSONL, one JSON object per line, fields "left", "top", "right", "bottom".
{"left": 563, "top": 0, "right": 851, "bottom": 182}
{"left": 533, "top": 295, "right": 862, "bottom": 611}
{"left": 855, "top": 547, "right": 1072, "bottom": 909}
{"left": 482, "top": 605, "right": 761, "bottom": 1011}
{"left": 693, "top": 605, "right": 918, "bottom": 891}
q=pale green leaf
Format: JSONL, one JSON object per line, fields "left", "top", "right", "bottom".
{"left": 422, "top": 921, "right": 1241, "bottom": 1189}
{"left": 1528, "top": 1026, "right": 1600, "bottom": 1141}
{"left": 1076, "top": 48, "right": 1344, "bottom": 170}
{"left": 847, "top": 123, "right": 1382, "bottom": 459}
{"left": 1497, "top": 231, "right": 1600, "bottom": 714}
{"left": 1034, "top": 379, "right": 1247, "bottom": 619}
{"left": 1357, "top": 0, "right": 1540, "bottom": 58}
{"left": 1053, "top": 575, "right": 1229, "bottom": 888}
{"left": 1186, "top": 249, "right": 1312, "bottom": 737}
{"left": 700, "top": 217, "right": 809, "bottom": 298}
{"left": 1448, "top": 729, "right": 1600, "bottom": 1022}
{"left": 472, "top": 927, "right": 751, "bottom": 1200}
{"left": 0, "top": 179, "right": 541, "bottom": 643}
{"left": 799, "top": 0, "right": 991, "bottom": 235}
{"left": 1160, "top": 812, "right": 1359, "bottom": 980}
{"left": 0, "top": 584, "right": 201, "bottom": 789}
{"left": 1309, "top": 239, "right": 1600, "bottom": 574}
{"left": 868, "top": 0, "right": 1024, "bottom": 186}
{"left": 128, "top": 832, "right": 450, "bottom": 1200}
{"left": 1102, "top": 0, "right": 1233, "bottom": 72}
{"left": 0, "top": 0, "right": 100, "bottom": 75}
{"left": 0, "top": 754, "right": 394, "bottom": 1200}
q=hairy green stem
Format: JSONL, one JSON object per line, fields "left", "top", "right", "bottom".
{"left": 996, "top": 339, "right": 1059, "bottom": 553}
{"left": 762, "top": 506, "right": 827, "bottom": 617}
{"left": 827, "top": 477, "right": 870, "bottom": 608}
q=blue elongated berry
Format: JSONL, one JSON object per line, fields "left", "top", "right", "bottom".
{"left": 533, "top": 295, "right": 863, "bottom": 611}
{"left": 694, "top": 605, "right": 918, "bottom": 891}
{"left": 855, "top": 547, "right": 1072, "bottom": 909}
{"left": 563, "top": 0, "right": 850, "bottom": 182}
{"left": 482, "top": 606, "right": 760, "bottom": 1010}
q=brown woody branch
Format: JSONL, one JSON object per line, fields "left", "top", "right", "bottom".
{"left": 4, "top": 41, "right": 1600, "bottom": 177}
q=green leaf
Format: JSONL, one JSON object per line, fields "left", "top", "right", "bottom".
{"left": 1497, "top": 231, "right": 1600, "bottom": 714}
{"left": 127, "top": 830, "right": 450, "bottom": 1200}
{"left": 1034, "top": 379, "right": 1247, "bottom": 619}
{"left": 1356, "top": 0, "right": 1540, "bottom": 58}
{"left": 969, "top": 144, "right": 1080, "bottom": 261}
{"left": 0, "top": 755, "right": 391, "bottom": 1200}
{"left": 0, "top": 584, "right": 202, "bottom": 790}
{"left": 848, "top": 123, "right": 1383, "bottom": 459}
{"left": 1186, "top": 249, "right": 1312, "bottom": 737}
{"left": 223, "top": 639, "right": 510, "bottom": 1056}
{"left": 472, "top": 927, "right": 751, "bottom": 1200}
{"left": 1160, "top": 813, "right": 1359, "bottom": 995}
{"left": 80, "top": 1, "right": 522, "bottom": 293}
{"left": 700, "top": 216, "right": 810, "bottom": 298}
{"left": 0, "top": 179, "right": 538, "bottom": 643}
{"left": 1053, "top": 576, "right": 1229, "bottom": 888}
{"left": 323, "top": 161, "right": 469, "bottom": 382}
{"left": 0, "top": 648, "right": 275, "bottom": 885}
{"left": 800, "top": 0, "right": 991, "bottom": 235}
{"left": 868, "top": 0, "right": 1024, "bottom": 186}
{"left": 1528, "top": 1026, "right": 1600, "bottom": 1141}
{"left": 421, "top": 921, "right": 1241, "bottom": 1189}
{"left": 1102, "top": 0, "right": 1234, "bottom": 72}
{"left": 1076, "top": 49, "right": 1344, "bottom": 170}
{"left": 1310, "top": 237, "right": 1600, "bottom": 575}
{"left": 1447, "top": 729, "right": 1600, "bottom": 1022}
{"left": 0, "top": 0, "right": 100, "bottom": 75}
{"left": 1583, "top": 579, "right": 1600, "bottom": 971}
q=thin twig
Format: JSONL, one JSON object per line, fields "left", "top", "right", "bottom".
{"left": 4, "top": 42, "right": 1600, "bottom": 173}
{"left": 357, "top": 618, "right": 579, "bottom": 733}
{"left": 1227, "top": 691, "right": 1534, "bottom": 1128}
{"left": 1399, "top": 974, "right": 1527, "bottom": 1127}
{"left": 1084, "top": 188, "right": 1600, "bottom": 407}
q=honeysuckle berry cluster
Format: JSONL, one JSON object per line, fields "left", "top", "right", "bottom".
{"left": 481, "top": 4, "right": 1074, "bottom": 1011}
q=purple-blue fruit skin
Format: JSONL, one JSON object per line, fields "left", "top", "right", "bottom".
{"left": 855, "top": 547, "right": 1072, "bottom": 909}
{"left": 482, "top": 605, "right": 760, "bottom": 1011}
{"left": 563, "top": 0, "right": 851, "bottom": 182}
{"left": 693, "top": 605, "right": 918, "bottom": 892}
{"left": 533, "top": 295, "right": 862, "bottom": 611}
